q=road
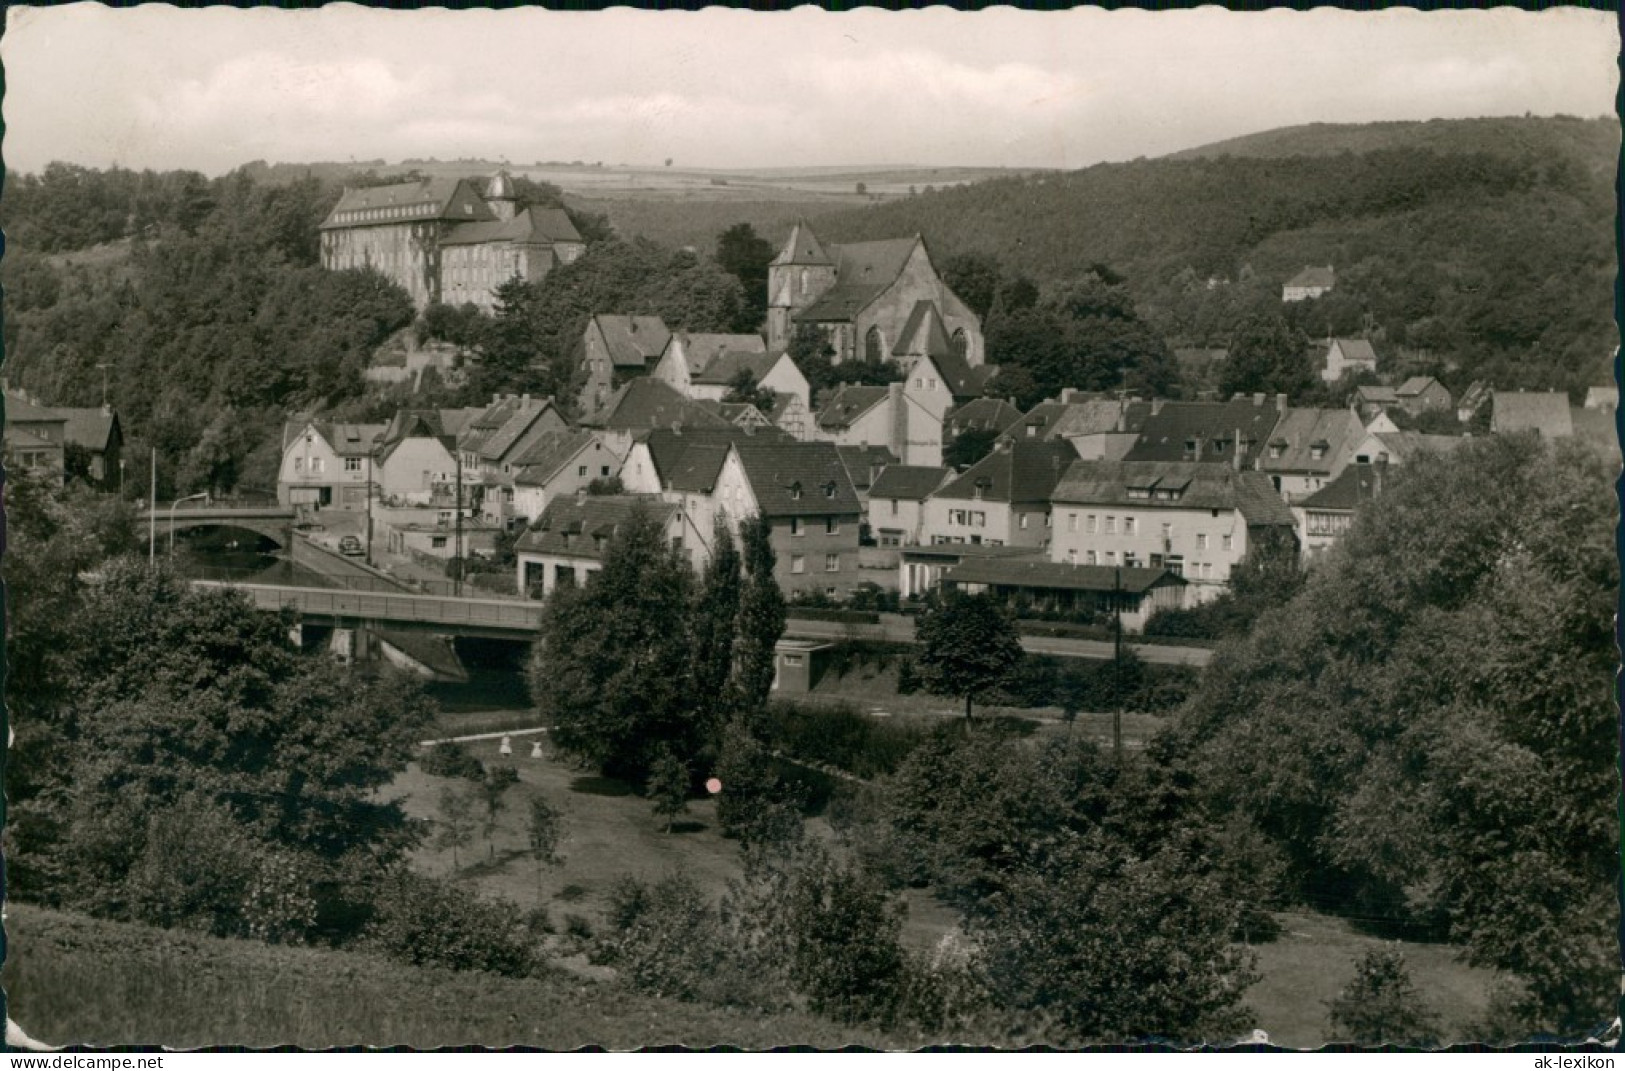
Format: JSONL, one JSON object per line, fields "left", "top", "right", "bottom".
{"left": 782, "top": 614, "right": 1213, "bottom": 667}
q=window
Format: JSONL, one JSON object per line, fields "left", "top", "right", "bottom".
{"left": 1106, "top": 550, "right": 1117, "bottom": 565}
{"left": 1019, "top": 514, "right": 1029, "bottom": 530}
{"left": 1123, "top": 517, "right": 1136, "bottom": 535}
{"left": 431, "top": 536, "right": 448, "bottom": 549}
{"left": 825, "top": 554, "right": 840, "bottom": 573}
{"left": 1105, "top": 516, "right": 1116, "bottom": 534}
{"left": 1124, "top": 552, "right": 1140, "bottom": 568}
{"left": 578, "top": 465, "right": 588, "bottom": 477}
{"left": 1165, "top": 555, "right": 1184, "bottom": 577}
{"left": 1086, "top": 515, "right": 1098, "bottom": 534}
{"left": 826, "top": 517, "right": 840, "bottom": 534}
{"left": 914, "top": 378, "right": 924, "bottom": 389}
{"left": 345, "top": 457, "right": 361, "bottom": 472}
{"left": 791, "top": 555, "right": 806, "bottom": 574}
{"left": 789, "top": 482, "right": 803, "bottom": 501}
{"left": 1222, "top": 534, "right": 1234, "bottom": 551}
{"left": 1086, "top": 550, "right": 1098, "bottom": 565}
{"left": 865, "top": 326, "right": 884, "bottom": 363}
{"left": 311, "top": 458, "right": 324, "bottom": 473}
{"left": 1066, "top": 548, "right": 1077, "bottom": 563}
{"left": 791, "top": 517, "right": 804, "bottom": 536}
{"left": 928, "top": 378, "right": 938, "bottom": 390}
{"left": 294, "top": 457, "right": 305, "bottom": 473}
{"left": 601, "top": 466, "right": 611, "bottom": 477}
{"left": 890, "top": 499, "right": 899, "bottom": 515}
{"left": 1197, "top": 533, "right": 1208, "bottom": 550}
{"left": 971, "top": 511, "right": 987, "bottom": 527}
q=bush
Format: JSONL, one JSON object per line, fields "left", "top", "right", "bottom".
{"left": 595, "top": 874, "right": 775, "bottom": 1008}
{"left": 762, "top": 701, "right": 934, "bottom": 780}
{"left": 420, "top": 741, "right": 487, "bottom": 781}
{"left": 784, "top": 606, "right": 882, "bottom": 625}
{"left": 1325, "top": 949, "right": 1441, "bottom": 1047}
{"left": 365, "top": 873, "right": 539, "bottom": 978}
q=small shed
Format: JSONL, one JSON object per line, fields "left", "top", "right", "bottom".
{"left": 773, "top": 639, "right": 835, "bottom": 694}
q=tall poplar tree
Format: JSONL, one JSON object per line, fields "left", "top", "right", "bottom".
{"left": 731, "top": 514, "right": 787, "bottom": 723}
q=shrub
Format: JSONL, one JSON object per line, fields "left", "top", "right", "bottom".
{"left": 1326, "top": 949, "right": 1442, "bottom": 1047}
{"left": 365, "top": 873, "right": 538, "bottom": 978}
{"left": 122, "top": 795, "right": 259, "bottom": 938}
{"left": 596, "top": 874, "right": 774, "bottom": 1008}
{"left": 420, "top": 741, "right": 487, "bottom": 781}
{"left": 762, "top": 701, "right": 934, "bottom": 780}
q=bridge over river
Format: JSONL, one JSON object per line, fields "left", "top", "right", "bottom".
{"left": 194, "top": 579, "right": 1213, "bottom": 666}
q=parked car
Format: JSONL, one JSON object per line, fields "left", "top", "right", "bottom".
{"left": 338, "top": 535, "right": 364, "bottom": 556}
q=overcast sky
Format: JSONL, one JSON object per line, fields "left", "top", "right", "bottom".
{"left": 3, "top": 4, "right": 1616, "bottom": 175}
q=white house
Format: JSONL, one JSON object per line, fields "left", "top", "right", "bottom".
{"left": 1049, "top": 460, "right": 1297, "bottom": 605}
{"left": 1321, "top": 338, "right": 1378, "bottom": 383}
{"left": 509, "top": 429, "right": 626, "bottom": 524}
{"left": 515, "top": 495, "right": 682, "bottom": 597}
{"left": 813, "top": 355, "right": 955, "bottom": 466}
{"left": 865, "top": 465, "right": 950, "bottom": 547}
{"left": 277, "top": 418, "right": 384, "bottom": 511}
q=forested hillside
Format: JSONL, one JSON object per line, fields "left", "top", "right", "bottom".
{"left": 809, "top": 116, "right": 1617, "bottom": 396}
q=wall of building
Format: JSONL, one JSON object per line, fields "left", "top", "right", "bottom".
{"left": 1048, "top": 501, "right": 1249, "bottom": 603}
{"left": 868, "top": 496, "right": 927, "bottom": 546}
{"left": 511, "top": 440, "right": 625, "bottom": 524}
{"left": 322, "top": 221, "right": 442, "bottom": 309}
{"left": 919, "top": 496, "right": 1028, "bottom": 548}
{"left": 377, "top": 438, "right": 458, "bottom": 501}
{"left": 279, "top": 428, "right": 368, "bottom": 509}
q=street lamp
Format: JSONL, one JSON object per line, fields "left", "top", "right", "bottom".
{"left": 169, "top": 491, "right": 210, "bottom": 556}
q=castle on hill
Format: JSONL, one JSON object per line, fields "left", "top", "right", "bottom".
{"left": 318, "top": 171, "right": 584, "bottom": 312}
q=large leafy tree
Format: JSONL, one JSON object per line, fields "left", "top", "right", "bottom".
{"left": 1218, "top": 312, "right": 1315, "bottom": 400}
{"left": 913, "top": 591, "right": 1024, "bottom": 721}
{"left": 1175, "top": 434, "right": 1617, "bottom": 1037}
{"left": 714, "top": 221, "right": 775, "bottom": 331}
{"left": 527, "top": 507, "right": 698, "bottom": 781}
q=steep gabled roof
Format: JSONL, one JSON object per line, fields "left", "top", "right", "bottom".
{"left": 1491, "top": 391, "right": 1573, "bottom": 438}
{"left": 511, "top": 429, "right": 599, "bottom": 487}
{"left": 928, "top": 349, "right": 999, "bottom": 400}
{"left": 674, "top": 332, "right": 769, "bottom": 377}
{"left": 4, "top": 392, "right": 66, "bottom": 425}
{"left": 869, "top": 464, "right": 951, "bottom": 502}
{"left": 1300, "top": 462, "right": 1383, "bottom": 511}
{"left": 591, "top": 314, "right": 672, "bottom": 369}
{"left": 320, "top": 177, "right": 494, "bottom": 230}
{"left": 732, "top": 440, "right": 862, "bottom": 519}
{"left": 771, "top": 220, "right": 835, "bottom": 267}
{"left": 1328, "top": 338, "right": 1378, "bottom": 365}
{"left": 948, "top": 397, "right": 1024, "bottom": 436}
{"left": 893, "top": 301, "right": 954, "bottom": 360}
{"left": 311, "top": 421, "right": 386, "bottom": 458}
{"left": 797, "top": 237, "right": 921, "bottom": 322}
{"left": 516, "top": 495, "right": 679, "bottom": 560}
{"left": 52, "top": 407, "right": 119, "bottom": 452}
{"left": 934, "top": 440, "right": 1078, "bottom": 507}
{"left": 836, "top": 445, "right": 900, "bottom": 493}
{"left": 692, "top": 348, "right": 779, "bottom": 388}
{"left": 583, "top": 377, "right": 733, "bottom": 433}
{"left": 1396, "top": 376, "right": 1445, "bottom": 398}
{"left": 1123, "top": 399, "right": 1286, "bottom": 465}
{"left": 1354, "top": 385, "right": 1399, "bottom": 405}
{"left": 1370, "top": 431, "right": 1467, "bottom": 463}
{"left": 479, "top": 402, "right": 560, "bottom": 463}
{"left": 817, "top": 385, "right": 890, "bottom": 431}
{"left": 1258, "top": 408, "right": 1363, "bottom": 474}
{"left": 1054, "top": 460, "right": 1295, "bottom": 527}
{"left": 1049, "top": 399, "right": 1152, "bottom": 439}
{"left": 638, "top": 425, "right": 793, "bottom": 491}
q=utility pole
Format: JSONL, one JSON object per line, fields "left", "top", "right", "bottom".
{"left": 148, "top": 448, "right": 157, "bottom": 566}
{"left": 365, "top": 452, "right": 374, "bottom": 568}
{"left": 1113, "top": 564, "right": 1124, "bottom": 764}
{"left": 454, "top": 449, "right": 463, "bottom": 597}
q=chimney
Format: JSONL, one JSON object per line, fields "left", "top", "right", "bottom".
{"left": 670, "top": 421, "right": 682, "bottom": 435}
{"left": 1233, "top": 428, "right": 1243, "bottom": 472}
{"left": 1275, "top": 393, "right": 1287, "bottom": 410}
{"left": 1253, "top": 392, "right": 1264, "bottom": 407}
{"left": 1151, "top": 398, "right": 1166, "bottom": 416}
{"left": 889, "top": 382, "right": 907, "bottom": 461}
{"left": 492, "top": 394, "right": 501, "bottom": 407}
{"left": 521, "top": 393, "right": 531, "bottom": 407}
{"left": 1061, "top": 387, "right": 1078, "bottom": 404}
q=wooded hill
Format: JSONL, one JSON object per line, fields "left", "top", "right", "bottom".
{"left": 808, "top": 116, "right": 1618, "bottom": 397}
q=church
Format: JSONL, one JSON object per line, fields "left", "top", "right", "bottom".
{"left": 319, "top": 171, "right": 585, "bottom": 312}
{"left": 765, "top": 220, "right": 985, "bottom": 369}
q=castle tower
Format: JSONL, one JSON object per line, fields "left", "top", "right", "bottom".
{"left": 767, "top": 220, "right": 837, "bottom": 351}
{"left": 486, "top": 170, "right": 518, "bottom": 222}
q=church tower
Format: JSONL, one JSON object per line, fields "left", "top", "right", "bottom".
{"left": 767, "top": 220, "right": 837, "bottom": 351}
{"left": 486, "top": 170, "right": 519, "bottom": 222}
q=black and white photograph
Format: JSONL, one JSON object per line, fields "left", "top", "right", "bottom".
{"left": 0, "top": 2, "right": 1617, "bottom": 1052}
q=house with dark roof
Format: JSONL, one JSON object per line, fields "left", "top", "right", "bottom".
{"left": 577, "top": 314, "right": 674, "bottom": 414}
{"left": 947, "top": 397, "right": 1023, "bottom": 440}
{"left": 941, "top": 560, "right": 1188, "bottom": 634}
{"left": 457, "top": 394, "right": 569, "bottom": 525}
{"left": 1395, "top": 376, "right": 1451, "bottom": 415}
{"left": 1049, "top": 459, "right": 1296, "bottom": 604}
{"left": 1123, "top": 395, "right": 1288, "bottom": 469}
{"left": 920, "top": 439, "right": 1078, "bottom": 550}
{"left": 580, "top": 376, "right": 733, "bottom": 457}
{"left": 866, "top": 464, "right": 951, "bottom": 547}
{"left": 1320, "top": 338, "right": 1378, "bottom": 382}
{"left": 708, "top": 439, "right": 866, "bottom": 596}
{"left": 814, "top": 359, "right": 955, "bottom": 467}
{"left": 1292, "top": 462, "right": 1389, "bottom": 563}
{"left": 619, "top": 424, "right": 794, "bottom": 569}
{"left": 3, "top": 393, "right": 67, "bottom": 485}
{"left": 1491, "top": 391, "right": 1574, "bottom": 439}
{"left": 514, "top": 495, "right": 682, "bottom": 598}
{"left": 52, "top": 406, "right": 123, "bottom": 489}
{"left": 509, "top": 429, "right": 626, "bottom": 525}
{"left": 1283, "top": 265, "right": 1335, "bottom": 303}
{"left": 276, "top": 417, "right": 387, "bottom": 510}
{"left": 373, "top": 411, "right": 463, "bottom": 505}
{"left": 650, "top": 332, "right": 814, "bottom": 438}
{"left": 836, "top": 445, "right": 901, "bottom": 503}
{"left": 1257, "top": 407, "right": 1368, "bottom": 501}
{"left": 764, "top": 220, "right": 985, "bottom": 370}
{"left": 320, "top": 171, "right": 583, "bottom": 311}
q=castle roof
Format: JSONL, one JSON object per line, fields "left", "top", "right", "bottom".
{"left": 441, "top": 206, "right": 583, "bottom": 247}
{"left": 320, "top": 177, "right": 495, "bottom": 230}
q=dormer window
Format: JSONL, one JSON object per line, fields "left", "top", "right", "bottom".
{"left": 789, "top": 481, "right": 803, "bottom": 501}
{"left": 1183, "top": 439, "right": 1197, "bottom": 456}
{"left": 1310, "top": 441, "right": 1329, "bottom": 461}
{"left": 1269, "top": 442, "right": 1285, "bottom": 459}
{"left": 824, "top": 481, "right": 837, "bottom": 499}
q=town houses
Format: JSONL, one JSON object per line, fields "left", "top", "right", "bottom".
{"left": 258, "top": 213, "right": 1623, "bottom": 631}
